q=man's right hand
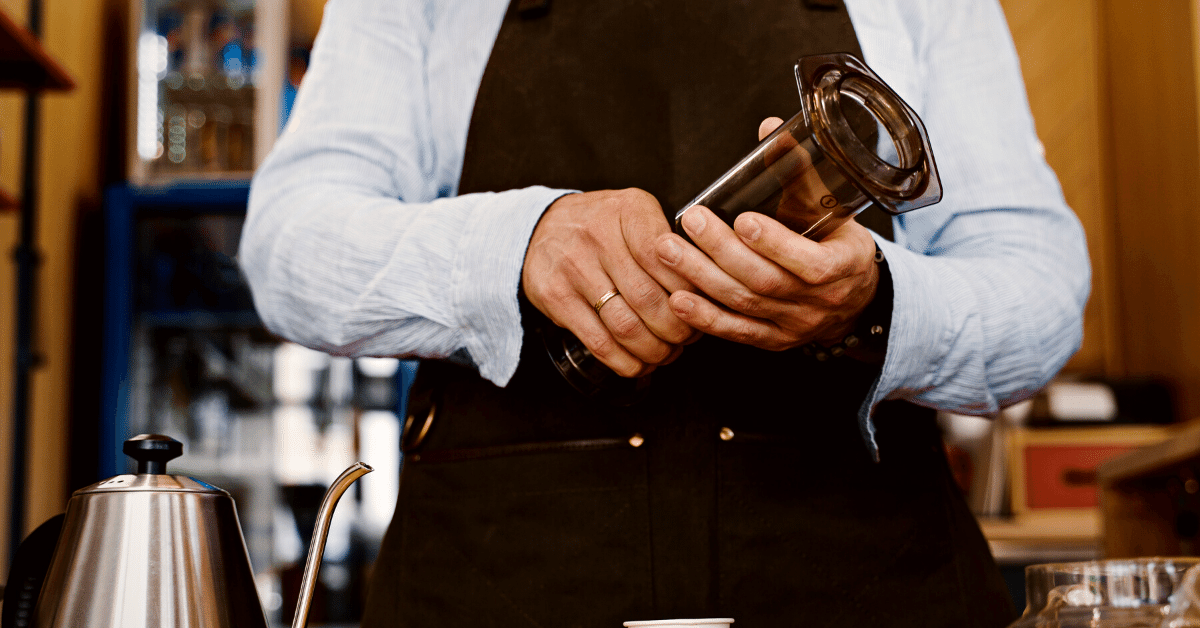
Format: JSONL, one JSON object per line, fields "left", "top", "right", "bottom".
{"left": 522, "top": 189, "right": 698, "bottom": 378}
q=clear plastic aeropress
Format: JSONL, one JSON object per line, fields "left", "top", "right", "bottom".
{"left": 544, "top": 53, "right": 944, "bottom": 403}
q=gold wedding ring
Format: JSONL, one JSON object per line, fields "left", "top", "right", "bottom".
{"left": 593, "top": 288, "right": 621, "bottom": 314}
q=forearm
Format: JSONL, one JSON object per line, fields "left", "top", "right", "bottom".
{"left": 842, "top": 0, "right": 1092, "bottom": 432}
{"left": 874, "top": 203, "right": 1090, "bottom": 416}
{"left": 241, "top": 150, "right": 568, "bottom": 385}
{"left": 238, "top": 0, "right": 560, "bottom": 384}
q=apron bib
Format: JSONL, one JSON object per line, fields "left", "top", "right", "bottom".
{"left": 362, "top": 2, "right": 1016, "bottom": 626}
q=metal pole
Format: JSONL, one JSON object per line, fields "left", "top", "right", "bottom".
{"left": 9, "top": 0, "right": 43, "bottom": 566}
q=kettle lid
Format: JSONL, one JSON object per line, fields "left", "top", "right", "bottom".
{"left": 73, "top": 434, "right": 226, "bottom": 496}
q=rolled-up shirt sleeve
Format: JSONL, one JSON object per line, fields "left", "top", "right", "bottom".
{"left": 239, "top": 0, "right": 569, "bottom": 385}
{"left": 849, "top": 0, "right": 1091, "bottom": 445}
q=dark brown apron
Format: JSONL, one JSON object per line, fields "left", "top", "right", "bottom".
{"left": 362, "top": 1, "right": 1016, "bottom": 626}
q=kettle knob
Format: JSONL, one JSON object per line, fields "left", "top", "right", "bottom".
{"left": 123, "top": 434, "right": 183, "bottom": 475}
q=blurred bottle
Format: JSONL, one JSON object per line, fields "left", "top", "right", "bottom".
{"left": 137, "top": 0, "right": 257, "bottom": 182}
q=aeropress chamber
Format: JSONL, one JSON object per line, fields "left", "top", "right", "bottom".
{"left": 543, "top": 53, "right": 944, "bottom": 404}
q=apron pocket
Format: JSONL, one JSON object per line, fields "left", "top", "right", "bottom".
{"left": 715, "top": 438, "right": 962, "bottom": 627}
{"left": 375, "top": 444, "right": 654, "bottom": 628}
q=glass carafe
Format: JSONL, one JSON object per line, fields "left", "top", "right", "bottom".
{"left": 1008, "top": 557, "right": 1200, "bottom": 628}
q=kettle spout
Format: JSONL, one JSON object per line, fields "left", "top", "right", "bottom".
{"left": 292, "top": 462, "right": 373, "bottom": 628}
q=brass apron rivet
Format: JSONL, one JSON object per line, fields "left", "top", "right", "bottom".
{"left": 719, "top": 427, "right": 735, "bottom": 441}
{"left": 629, "top": 433, "right": 645, "bottom": 448}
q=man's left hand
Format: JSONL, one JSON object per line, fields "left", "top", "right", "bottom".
{"left": 655, "top": 205, "right": 879, "bottom": 351}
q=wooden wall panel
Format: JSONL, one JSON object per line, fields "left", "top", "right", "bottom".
{"left": 0, "top": 0, "right": 110, "bottom": 569}
{"left": 1099, "top": 0, "right": 1200, "bottom": 422}
{"left": 0, "top": 0, "right": 28, "bottom": 580}
{"left": 1001, "top": 0, "right": 1200, "bottom": 423}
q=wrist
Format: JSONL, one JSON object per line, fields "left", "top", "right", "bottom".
{"left": 802, "top": 242, "right": 892, "bottom": 364}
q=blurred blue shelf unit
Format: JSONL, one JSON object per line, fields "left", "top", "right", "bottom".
{"left": 100, "top": 180, "right": 416, "bottom": 481}
{"left": 100, "top": 181, "right": 258, "bottom": 479}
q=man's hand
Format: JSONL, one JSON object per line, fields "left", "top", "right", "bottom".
{"left": 522, "top": 189, "right": 698, "bottom": 377}
{"left": 652, "top": 117, "right": 881, "bottom": 352}
{"left": 657, "top": 206, "right": 878, "bottom": 350}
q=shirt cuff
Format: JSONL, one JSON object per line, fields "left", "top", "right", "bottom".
{"left": 454, "top": 185, "right": 576, "bottom": 386}
{"left": 856, "top": 235, "right": 956, "bottom": 455}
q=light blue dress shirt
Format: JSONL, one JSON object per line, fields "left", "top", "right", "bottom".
{"left": 240, "top": 0, "right": 1090, "bottom": 451}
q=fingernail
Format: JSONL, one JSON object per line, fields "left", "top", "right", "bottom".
{"left": 682, "top": 209, "right": 707, "bottom": 235}
{"left": 674, "top": 295, "right": 695, "bottom": 316}
{"left": 659, "top": 239, "right": 682, "bottom": 265}
{"left": 738, "top": 216, "right": 761, "bottom": 241}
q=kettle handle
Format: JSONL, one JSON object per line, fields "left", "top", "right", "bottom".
{"left": 2, "top": 514, "right": 64, "bottom": 628}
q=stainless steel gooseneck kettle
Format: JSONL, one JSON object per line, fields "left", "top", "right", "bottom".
{"left": 9, "top": 434, "right": 371, "bottom": 628}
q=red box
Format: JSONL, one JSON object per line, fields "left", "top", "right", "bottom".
{"left": 1009, "top": 426, "right": 1172, "bottom": 514}
{"left": 1024, "top": 444, "right": 1141, "bottom": 508}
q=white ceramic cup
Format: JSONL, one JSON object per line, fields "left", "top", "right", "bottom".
{"left": 623, "top": 620, "right": 734, "bottom": 628}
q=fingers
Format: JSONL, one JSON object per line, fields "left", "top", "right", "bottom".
{"left": 669, "top": 206, "right": 806, "bottom": 302}
{"left": 619, "top": 193, "right": 696, "bottom": 295}
{"left": 733, "top": 211, "right": 873, "bottom": 286}
{"left": 522, "top": 188, "right": 697, "bottom": 378}
{"left": 592, "top": 285, "right": 675, "bottom": 365}
{"left": 591, "top": 190, "right": 697, "bottom": 357}
{"left": 660, "top": 205, "right": 878, "bottom": 350}
{"left": 611, "top": 197, "right": 699, "bottom": 345}
{"left": 667, "top": 290, "right": 805, "bottom": 352}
